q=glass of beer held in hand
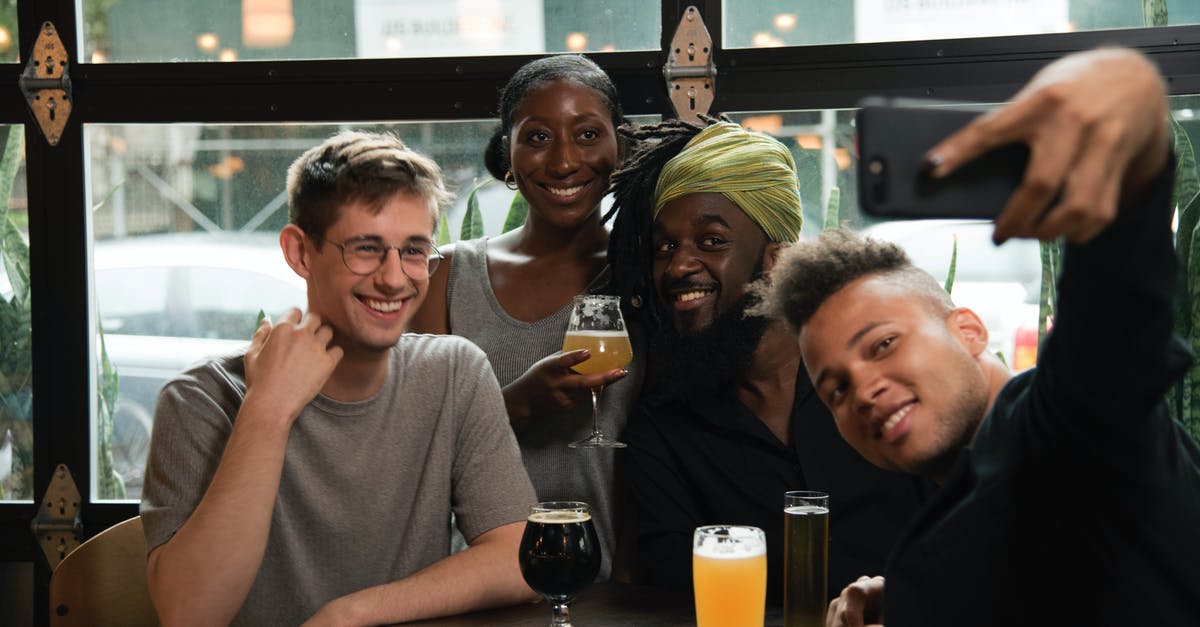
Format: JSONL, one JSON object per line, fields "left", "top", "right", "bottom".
{"left": 784, "top": 491, "right": 830, "bottom": 627}
{"left": 562, "top": 295, "right": 632, "bottom": 448}
{"left": 692, "top": 525, "right": 767, "bottom": 627}
{"left": 519, "top": 501, "right": 601, "bottom": 627}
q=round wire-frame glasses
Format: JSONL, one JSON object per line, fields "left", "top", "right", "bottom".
{"left": 317, "top": 234, "right": 443, "bottom": 279}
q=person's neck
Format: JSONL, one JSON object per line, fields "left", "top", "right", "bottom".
{"left": 504, "top": 212, "right": 608, "bottom": 260}
{"left": 736, "top": 321, "right": 802, "bottom": 443}
{"left": 319, "top": 345, "right": 392, "bottom": 403}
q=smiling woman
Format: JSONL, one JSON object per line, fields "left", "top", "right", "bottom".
{"left": 408, "top": 54, "right": 645, "bottom": 583}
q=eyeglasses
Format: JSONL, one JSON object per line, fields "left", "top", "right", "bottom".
{"left": 318, "top": 234, "right": 443, "bottom": 280}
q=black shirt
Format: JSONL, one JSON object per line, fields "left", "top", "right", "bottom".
{"left": 625, "top": 367, "right": 931, "bottom": 605}
{"left": 885, "top": 163, "right": 1200, "bottom": 626}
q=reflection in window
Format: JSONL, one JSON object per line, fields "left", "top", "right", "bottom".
{"left": 85, "top": 0, "right": 659, "bottom": 63}
{"left": 725, "top": 0, "right": 1200, "bottom": 48}
{"left": 0, "top": 126, "right": 29, "bottom": 501}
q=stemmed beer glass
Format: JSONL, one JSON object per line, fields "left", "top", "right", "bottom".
{"left": 562, "top": 295, "right": 632, "bottom": 448}
{"left": 519, "top": 501, "right": 601, "bottom": 627}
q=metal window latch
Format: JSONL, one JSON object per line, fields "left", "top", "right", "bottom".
{"left": 19, "top": 21, "right": 73, "bottom": 146}
{"left": 663, "top": 6, "right": 715, "bottom": 123}
{"left": 30, "top": 464, "right": 83, "bottom": 571}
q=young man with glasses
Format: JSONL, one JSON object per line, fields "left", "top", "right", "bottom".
{"left": 140, "top": 131, "right": 539, "bottom": 626}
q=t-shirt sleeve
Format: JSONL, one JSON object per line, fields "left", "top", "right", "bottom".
{"left": 447, "top": 342, "right": 537, "bottom": 541}
{"left": 139, "top": 364, "right": 240, "bottom": 555}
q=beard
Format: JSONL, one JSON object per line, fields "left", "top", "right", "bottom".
{"left": 653, "top": 292, "right": 771, "bottom": 401}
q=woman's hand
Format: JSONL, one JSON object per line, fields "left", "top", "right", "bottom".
{"left": 826, "top": 575, "right": 885, "bottom": 627}
{"left": 503, "top": 350, "right": 628, "bottom": 431}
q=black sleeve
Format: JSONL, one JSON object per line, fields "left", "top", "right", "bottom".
{"left": 1034, "top": 155, "right": 1191, "bottom": 435}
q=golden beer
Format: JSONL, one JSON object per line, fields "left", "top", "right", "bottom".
{"left": 784, "top": 501, "right": 829, "bottom": 627}
{"left": 562, "top": 330, "right": 633, "bottom": 375}
{"left": 692, "top": 526, "right": 767, "bottom": 627}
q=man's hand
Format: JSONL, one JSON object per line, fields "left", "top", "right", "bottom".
{"left": 504, "top": 350, "right": 628, "bottom": 430}
{"left": 243, "top": 308, "right": 343, "bottom": 426}
{"left": 826, "top": 575, "right": 885, "bottom": 627}
{"left": 927, "top": 48, "right": 1169, "bottom": 245}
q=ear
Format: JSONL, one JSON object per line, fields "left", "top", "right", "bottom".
{"left": 761, "top": 241, "right": 789, "bottom": 275}
{"left": 280, "top": 225, "right": 313, "bottom": 280}
{"left": 946, "top": 307, "right": 990, "bottom": 357}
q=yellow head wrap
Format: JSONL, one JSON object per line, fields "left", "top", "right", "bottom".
{"left": 653, "top": 122, "right": 803, "bottom": 243}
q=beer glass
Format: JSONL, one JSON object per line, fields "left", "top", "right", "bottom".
{"left": 562, "top": 294, "right": 632, "bottom": 448}
{"left": 692, "top": 525, "right": 767, "bottom": 627}
{"left": 784, "top": 491, "right": 830, "bottom": 627}
{"left": 519, "top": 501, "right": 601, "bottom": 626}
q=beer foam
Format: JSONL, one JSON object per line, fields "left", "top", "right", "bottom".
{"left": 694, "top": 539, "right": 767, "bottom": 559}
{"left": 528, "top": 510, "right": 592, "bottom": 524}
{"left": 565, "top": 330, "right": 628, "bottom": 338}
{"left": 785, "top": 505, "right": 829, "bottom": 516}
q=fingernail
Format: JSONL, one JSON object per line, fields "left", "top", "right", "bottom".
{"left": 923, "top": 153, "right": 944, "bottom": 177}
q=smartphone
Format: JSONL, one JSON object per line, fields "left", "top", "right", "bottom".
{"left": 856, "top": 97, "right": 1029, "bottom": 219}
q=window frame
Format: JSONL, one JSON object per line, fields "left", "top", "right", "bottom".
{"left": 2, "top": 1, "right": 1199, "bottom": 623}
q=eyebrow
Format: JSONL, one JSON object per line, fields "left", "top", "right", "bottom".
{"left": 346, "top": 234, "right": 435, "bottom": 246}
{"left": 652, "top": 213, "right": 734, "bottom": 235}
{"left": 811, "top": 320, "right": 886, "bottom": 390}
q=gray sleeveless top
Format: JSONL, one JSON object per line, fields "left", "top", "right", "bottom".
{"left": 447, "top": 237, "right": 644, "bottom": 581}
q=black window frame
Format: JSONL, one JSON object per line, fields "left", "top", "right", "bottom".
{"left": 2, "top": 1, "right": 1198, "bottom": 623}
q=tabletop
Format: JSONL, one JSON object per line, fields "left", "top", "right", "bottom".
{"left": 403, "top": 582, "right": 786, "bottom": 626}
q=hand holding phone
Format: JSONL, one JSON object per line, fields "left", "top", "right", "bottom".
{"left": 856, "top": 98, "right": 1029, "bottom": 220}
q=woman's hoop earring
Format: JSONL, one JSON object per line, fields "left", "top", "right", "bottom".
{"left": 504, "top": 170, "right": 519, "bottom": 191}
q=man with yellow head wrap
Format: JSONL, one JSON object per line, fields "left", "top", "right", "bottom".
{"left": 607, "top": 118, "right": 929, "bottom": 604}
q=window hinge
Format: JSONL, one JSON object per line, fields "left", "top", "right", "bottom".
{"left": 30, "top": 464, "right": 83, "bottom": 571}
{"left": 19, "top": 21, "right": 73, "bottom": 146}
{"left": 663, "top": 6, "right": 715, "bottom": 123}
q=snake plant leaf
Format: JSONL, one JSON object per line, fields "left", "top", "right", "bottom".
{"left": 1037, "top": 240, "right": 1061, "bottom": 345}
{"left": 0, "top": 129, "right": 26, "bottom": 306}
{"left": 502, "top": 191, "right": 529, "bottom": 234}
{"left": 435, "top": 212, "right": 451, "bottom": 247}
{"left": 1143, "top": 0, "right": 1168, "bottom": 27}
{"left": 823, "top": 186, "right": 840, "bottom": 231}
{"left": 944, "top": 234, "right": 958, "bottom": 295}
{"left": 460, "top": 179, "right": 488, "bottom": 241}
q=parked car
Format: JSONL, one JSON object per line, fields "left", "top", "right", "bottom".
{"left": 860, "top": 219, "right": 1042, "bottom": 372}
{"left": 94, "top": 232, "right": 306, "bottom": 498}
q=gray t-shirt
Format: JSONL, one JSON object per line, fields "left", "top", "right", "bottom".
{"left": 447, "top": 237, "right": 645, "bottom": 581}
{"left": 140, "top": 334, "right": 537, "bottom": 627}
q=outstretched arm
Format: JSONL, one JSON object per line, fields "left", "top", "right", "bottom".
{"left": 146, "top": 310, "right": 342, "bottom": 627}
{"left": 301, "top": 522, "right": 538, "bottom": 626}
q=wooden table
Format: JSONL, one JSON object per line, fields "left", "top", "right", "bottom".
{"left": 404, "top": 582, "right": 786, "bottom": 626}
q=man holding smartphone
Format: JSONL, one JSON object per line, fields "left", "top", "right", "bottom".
{"left": 757, "top": 48, "right": 1200, "bottom": 626}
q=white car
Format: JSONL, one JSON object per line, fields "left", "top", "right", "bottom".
{"left": 93, "top": 232, "right": 306, "bottom": 497}
{"left": 860, "top": 219, "right": 1042, "bottom": 372}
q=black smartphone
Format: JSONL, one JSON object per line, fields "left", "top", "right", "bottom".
{"left": 856, "top": 97, "right": 1030, "bottom": 219}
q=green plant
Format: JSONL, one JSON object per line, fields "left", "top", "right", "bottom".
{"left": 438, "top": 178, "right": 530, "bottom": 245}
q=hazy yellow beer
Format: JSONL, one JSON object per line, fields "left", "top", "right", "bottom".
{"left": 692, "top": 525, "right": 767, "bottom": 627}
{"left": 784, "top": 492, "right": 830, "bottom": 627}
{"left": 563, "top": 330, "right": 633, "bottom": 375}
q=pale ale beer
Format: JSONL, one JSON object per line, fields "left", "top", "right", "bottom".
{"left": 784, "top": 491, "right": 830, "bottom": 627}
{"left": 562, "top": 330, "right": 633, "bottom": 375}
{"left": 692, "top": 525, "right": 767, "bottom": 627}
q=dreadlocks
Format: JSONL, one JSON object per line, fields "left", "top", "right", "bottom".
{"left": 605, "top": 115, "right": 727, "bottom": 335}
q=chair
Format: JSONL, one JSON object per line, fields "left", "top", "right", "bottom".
{"left": 49, "top": 515, "right": 159, "bottom": 627}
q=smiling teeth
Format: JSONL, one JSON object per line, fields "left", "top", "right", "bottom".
{"left": 883, "top": 404, "right": 912, "bottom": 434}
{"left": 549, "top": 185, "right": 584, "bottom": 197}
{"left": 677, "top": 290, "right": 712, "bottom": 302}
{"left": 365, "top": 298, "right": 401, "bottom": 313}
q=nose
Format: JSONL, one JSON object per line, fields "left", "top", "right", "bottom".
{"left": 664, "top": 244, "right": 703, "bottom": 279}
{"left": 374, "top": 248, "right": 413, "bottom": 291}
{"left": 547, "top": 139, "right": 581, "bottom": 177}
{"left": 852, "top": 366, "right": 887, "bottom": 413}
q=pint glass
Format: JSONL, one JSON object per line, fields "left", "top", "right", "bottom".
{"left": 692, "top": 525, "right": 766, "bottom": 627}
{"left": 784, "top": 491, "right": 829, "bottom": 627}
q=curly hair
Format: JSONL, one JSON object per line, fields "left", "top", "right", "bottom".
{"left": 286, "top": 130, "right": 453, "bottom": 241}
{"left": 605, "top": 115, "right": 728, "bottom": 333}
{"left": 751, "top": 227, "right": 953, "bottom": 336}
{"left": 483, "top": 54, "right": 627, "bottom": 182}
